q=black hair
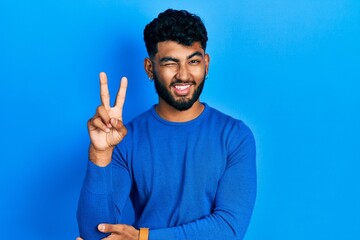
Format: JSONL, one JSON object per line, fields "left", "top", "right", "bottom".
{"left": 144, "top": 9, "right": 208, "bottom": 57}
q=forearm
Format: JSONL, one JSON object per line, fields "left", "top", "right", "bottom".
{"left": 149, "top": 213, "right": 249, "bottom": 240}
{"left": 77, "top": 161, "right": 116, "bottom": 239}
{"left": 77, "top": 151, "right": 133, "bottom": 238}
{"left": 148, "top": 178, "right": 256, "bottom": 240}
{"left": 77, "top": 189, "right": 116, "bottom": 239}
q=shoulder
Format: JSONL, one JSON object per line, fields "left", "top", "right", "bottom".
{"left": 205, "top": 104, "right": 255, "bottom": 148}
{"left": 206, "top": 104, "right": 252, "bottom": 133}
{"left": 124, "top": 106, "right": 154, "bottom": 132}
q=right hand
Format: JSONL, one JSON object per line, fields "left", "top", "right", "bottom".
{"left": 87, "top": 72, "right": 128, "bottom": 166}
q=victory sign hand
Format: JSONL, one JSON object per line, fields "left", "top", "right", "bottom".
{"left": 87, "top": 72, "right": 128, "bottom": 166}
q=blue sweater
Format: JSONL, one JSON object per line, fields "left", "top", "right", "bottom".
{"left": 77, "top": 103, "right": 256, "bottom": 239}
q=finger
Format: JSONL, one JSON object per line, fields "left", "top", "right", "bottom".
{"left": 90, "top": 117, "right": 111, "bottom": 133}
{"left": 114, "top": 77, "right": 128, "bottom": 120}
{"left": 76, "top": 238, "right": 83, "bottom": 240}
{"left": 98, "top": 223, "right": 125, "bottom": 234}
{"left": 98, "top": 223, "right": 112, "bottom": 233}
{"left": 96, "top": 105, "right": 112, "bottom": 128}
{"left": 100, "top": 72, "right": 111, "bottom": 108}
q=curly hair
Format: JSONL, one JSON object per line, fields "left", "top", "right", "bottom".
{"left": 144, "top": 9, "right": 208, "bottom": 57}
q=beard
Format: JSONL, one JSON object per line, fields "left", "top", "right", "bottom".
{"left": 153, "top": 72, "right": 206, "bottom": 111}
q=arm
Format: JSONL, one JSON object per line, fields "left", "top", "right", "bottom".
{"left": 76, "top": 72, "right": 136, "bottom": 239}
{"left": 76, "top": 155, "right": 133, "bottom": 239}
{"left": 149, "top": 122, "right": 257, "bottom": 240}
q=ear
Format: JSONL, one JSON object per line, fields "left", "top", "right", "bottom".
{"left": 204, "top": 53, "right": 210, "bottom": 76}
{"left": 144, "top": 58, "right": 154, "bottom": 79}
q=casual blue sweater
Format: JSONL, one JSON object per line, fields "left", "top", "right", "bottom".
{"left": 77, "top": 103, "right": 256, "bottom": 239}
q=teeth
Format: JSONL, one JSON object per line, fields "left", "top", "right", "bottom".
{"left": 175, "top": 85, "right": 190, "bottom": 90}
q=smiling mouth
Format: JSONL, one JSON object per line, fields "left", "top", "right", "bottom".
{"left": 175, "top": 85, "right": 190, "bottom": 90}
{"left": 172, "top": 83, "right": 193, "bottom": 96}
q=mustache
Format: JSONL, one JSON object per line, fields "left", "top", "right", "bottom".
{"left": 153, "top": 74, "right": 196, "bottom": 86}
{"left": 170, "top": 79, "right": 196, "bottom": 85}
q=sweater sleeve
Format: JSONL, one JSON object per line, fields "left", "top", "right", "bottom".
{"left": 149, "top": 122, "right": 257, "bottom": 240}
{"left": 76, "top": 144, "right": 132, "bottom": 239}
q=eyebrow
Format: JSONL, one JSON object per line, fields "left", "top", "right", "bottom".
{"left": 159, "top": 51, "right": 204, "bottom": 63}
{"left": 159, "top": 57, "right": 179, "bottom": 63}
{"left": 187, "top": 51, "right": 203, "bottom": 59}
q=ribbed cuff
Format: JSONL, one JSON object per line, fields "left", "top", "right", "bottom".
{"left": 147, "top": 228, "right": 177, "bottom": 240}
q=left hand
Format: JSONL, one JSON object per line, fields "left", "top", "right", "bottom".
{"left": 76, "top": 223, "right": 139, "bottom": 240}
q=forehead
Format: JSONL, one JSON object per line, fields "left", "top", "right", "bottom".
{"left": 155, "top": 41, "right": 204, "bottom": 59}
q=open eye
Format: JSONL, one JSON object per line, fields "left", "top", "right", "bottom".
{"left": 189, "top": 59, "right": 200, "bottom": 65}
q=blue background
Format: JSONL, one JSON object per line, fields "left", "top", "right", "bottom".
{"left": 1, "top": 0, "right": 359, "bottom": 239}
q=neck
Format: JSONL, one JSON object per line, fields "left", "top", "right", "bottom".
{"left": 155, "top": 99, "right": 204, "bottom": 122}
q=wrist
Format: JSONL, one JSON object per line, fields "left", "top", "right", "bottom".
{"left": 89, "top": 144, "right": 114, "bottom": 167}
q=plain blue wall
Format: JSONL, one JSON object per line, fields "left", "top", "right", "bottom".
{"left": 1, "top": 0, "right": 359, "bottom": 239}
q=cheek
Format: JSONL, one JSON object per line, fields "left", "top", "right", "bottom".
{"left": 158, "top": 68, "right": 177, "bottom": 80}
{"left": 192, "top": 67, "right": 206, "bottom": 78}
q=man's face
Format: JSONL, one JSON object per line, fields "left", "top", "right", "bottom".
{"left": 151, "top": 41, "right": 209, "bottom": 111}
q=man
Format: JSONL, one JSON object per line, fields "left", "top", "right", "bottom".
{"left": 77, "top": 9, "right": 256, "bottom": 240}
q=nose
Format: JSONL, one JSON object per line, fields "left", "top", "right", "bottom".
{"left": 176, "top": 63, "right": 191, "bottom": 81}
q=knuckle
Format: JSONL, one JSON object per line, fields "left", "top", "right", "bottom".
{"left": 88, "top": 117, "right": 96, "bottom": 126}
{"left": 104, "top": 224, "right": 110, "bottom": 231}
{"left": 100, "top": 92, "right": 109, "bottom": 98}
{"left": 92, "top": 117, "right": 99, "bottom": 125}
{"left": 96, "top": 105, "right": 103, "bottom": 113}
{"left": 119, "top": 225, "right": 125, "bottom": 232}
{"left": 91, "top": 118, "right": 104, "bottom": 128}
{"left": 122, "top": 127, "right": 128, "bottom": 136}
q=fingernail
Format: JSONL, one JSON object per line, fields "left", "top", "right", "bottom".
{"left": 105, "top": 128, "right": 110, "bottom": 133}
{"left": 111, "top": 118, "right": 118, "bottom": 126}
{"left": 98, "top": 224, "right": 105, "bottom": 231}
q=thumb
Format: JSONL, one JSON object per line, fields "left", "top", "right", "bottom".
{"left": 98, "top": 223, "right": 117, "bottom": 233}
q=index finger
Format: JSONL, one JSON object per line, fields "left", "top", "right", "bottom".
{"left": 114, "top": 76, "right": 128, "bottom": 117}
{"left": 99, "top": 72, "right": 110, "bottom": 107}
